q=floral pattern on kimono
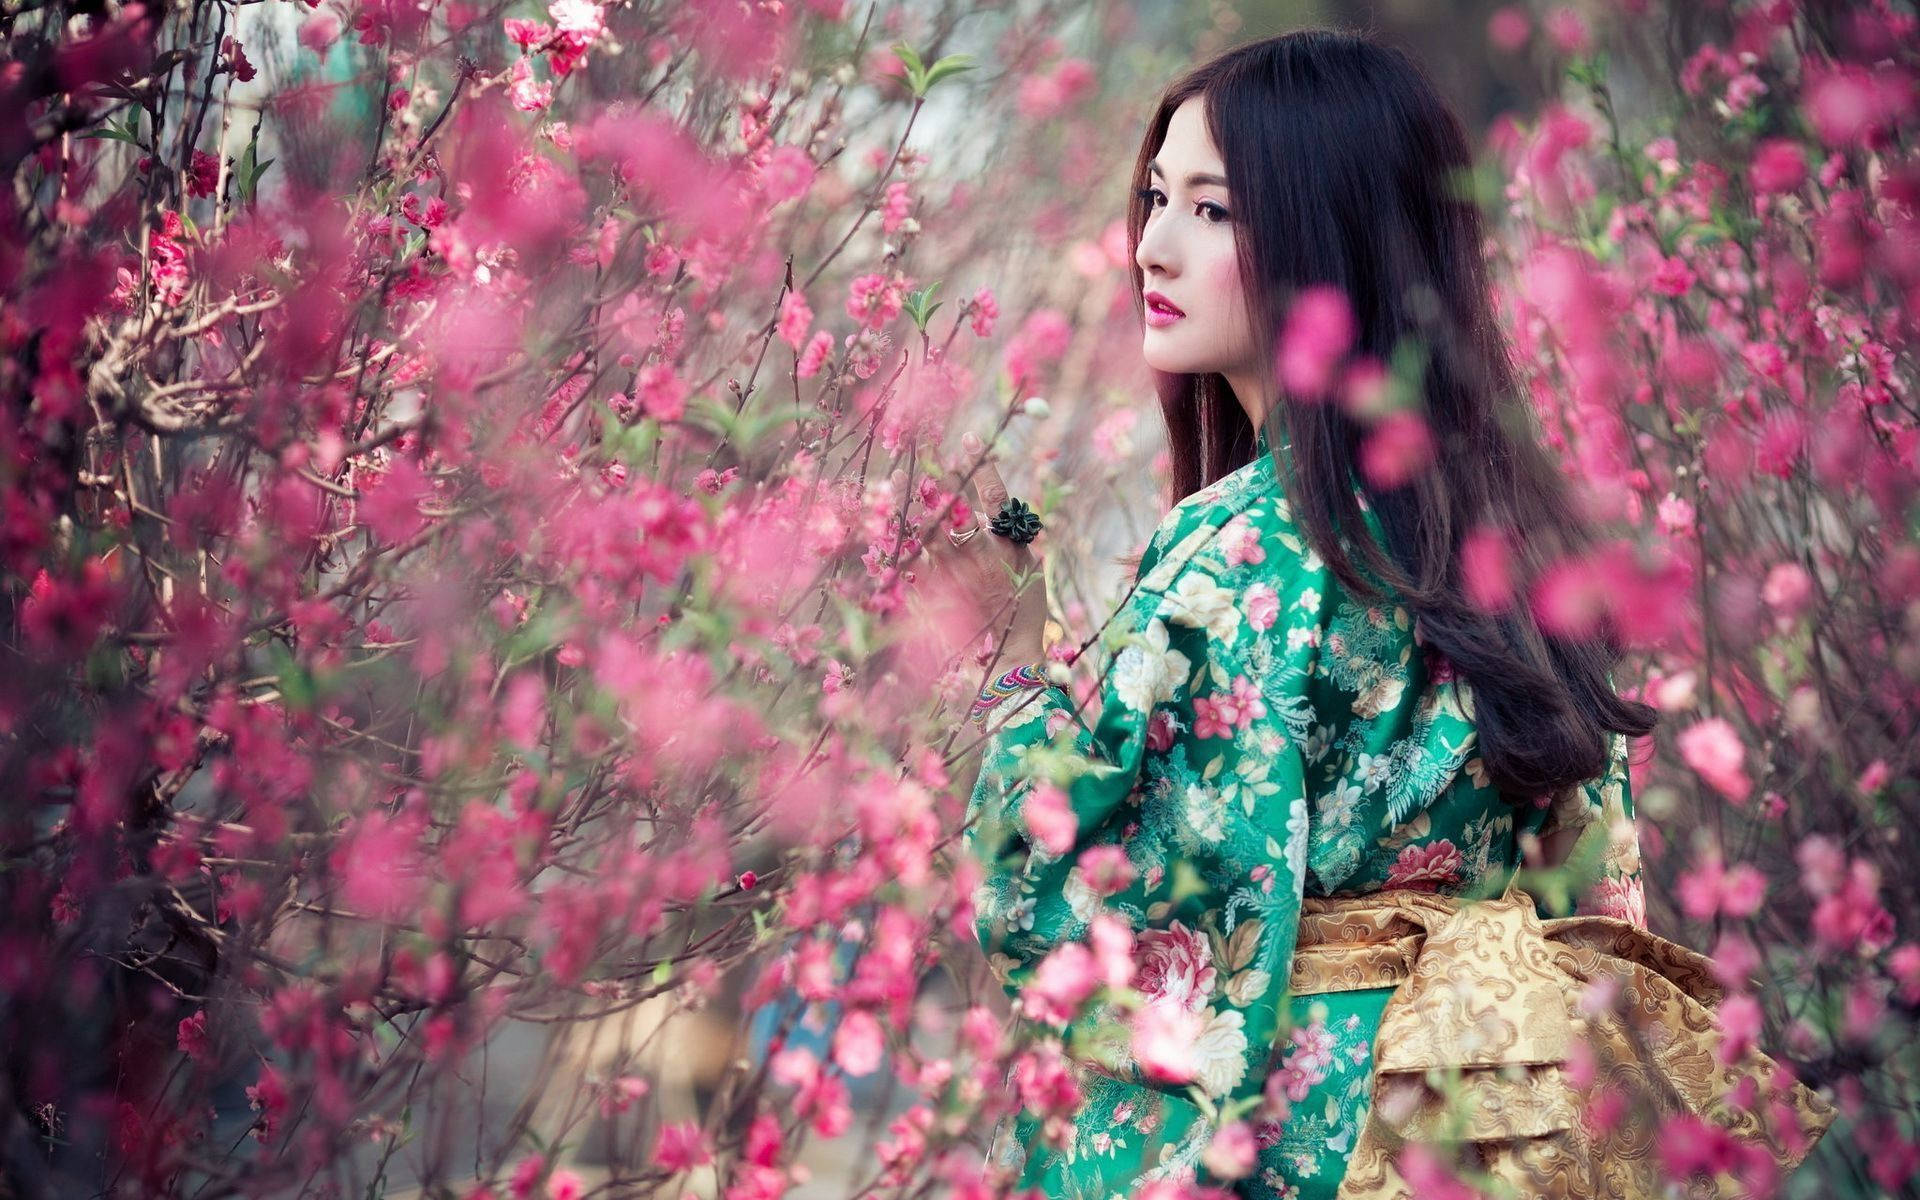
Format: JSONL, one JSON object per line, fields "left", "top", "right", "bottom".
{"left": 965, "top": 428, "right": 1646, "bottom": 1198}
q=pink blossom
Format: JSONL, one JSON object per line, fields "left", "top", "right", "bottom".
{"left": 508, "top": 58, "right": 552, "bottom": 112}
{"left": 358, "top": 455, "right": 431, "bottom": 544}
{"left": 845, "top": 272, "right": 905, "bottom": 331}
{"left": 968, "top": 286, "right": 999, "bottom": 338}
{"left": 545, "top": 0, "right": 603, "bottom": 72}
{"left": 1277, "top": 284, "right": 1354, "bottom": 399}
{"left": 1088, "top": 913, "right": 1135, "bottom": 990}
{"left": 1795, "top": 835, "right": 1847, "bottom": 896}
{"left": 1650, "top": 255, "right": 1695, "bottom": 297}
{"left": 1011, "top": 1042, "right": 1084, "bottom": 1115}
{"left": 880, "top": 180, "right": 912, "bottom": 233}
{"left": 1676, "top": 717, "right": 1751, "bottom": 802}
{"left": 645, "top": 241, "right": 681, "bottom": 276}
{"left": 1750, "top": 138, "right": 1806, "bottom": 194}
{"left": 1016, "top": 58, "right": 1097, "bottom": 119}
{"left": 636, "top": 362, "right": 687, "bottom": 421}
{"left": 1804, "top": 62, "right": 1901, "bottom": 149}
{"left": 1656, "top": 493, "right": 1696, "bottom": 535}
{"left": 777, "top": 290, "right": 813, "bottom": 350}
{"left": 1021, "top": 783, "right": 1078, "bottom": 855}
{"left": 1856, "top": 758, "right": 1889, "bottom": 796}
{"left": 1542, "top": 6, "right": 1589, "bottom": 54}
{"left": 187, "top": 150, "right": 218, "bottom": 198}
{"left": 653, "top": 1120, "right": 712, "bottom": 1171}
{"left": 758, "top": 145, "right": 817, "bottom": 204}
{"left": 1460, "top": 525, "right": 1515, "bottom": 613}
{"left": 1810, "top": 858, "right": 1895, "bottom": 956}
{"left": 832, "top": 1009, "right": 885, "bottom": 1076}
{"left": 1130, "top": 1002, "right": 1201, "bottom": 1084}
{"left": 796, "top": 329, "right": 834, "bottom": 377}
{"left": 1020, "top": 940, "right": 1100, "bottom": 1027}
{"left": 546, "top": 1170, "right": 584, "bottom": 1200}
{"left": 1677, "top": 852, "right": 1765, "bottom": 921}
{"left": 1888, "top": 944, "right": 1920, "bottom": 1005}
{"left": 1076, "top": 844, "right": 1136, "bottom": 895}
{"left": 1487, "top": 6, "right": 1530, "bottom": 53}
{"left": 1761, "top": 562, "right": 1813, "bottom": 618}
{"left": 1359, "top": 410, "right": 1435, "bottom": 488}
{"left": 1203, "top": 1120, "right": 1258, "bottom": 1180}
{"left": 298, "top": 10, "right": 341, "bottom": 50}
{"left": 177, "top": 1011, "right": 211, "bottom": 1061}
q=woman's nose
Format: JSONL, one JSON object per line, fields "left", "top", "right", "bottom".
{"left": 1135, "top": 216, "right": 1178, "bottom": 278}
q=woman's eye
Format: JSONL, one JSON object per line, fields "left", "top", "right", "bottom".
{"left": 1135, "top": 187, "right": 1229, "bottom": 223}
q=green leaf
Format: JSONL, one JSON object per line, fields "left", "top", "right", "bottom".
{"left": 892, "top": 42, "right": 926, "bottom": 76}
{"left": 889, "top": 42, "right": 927, "bottom": 94}
{"left": 921, "top": 53, "right": 977, "bottom": 93}
{"left": 238, "top": 122, "right": 272, "bottom": 207}
{"left": 242, "top": 157, "right": 274, "bottom": 204}
{"left": 903, "top": 281, "right": 943, "bottom": 332}
{"left": 652, "top": 957, "right": 673, "bottom": 986}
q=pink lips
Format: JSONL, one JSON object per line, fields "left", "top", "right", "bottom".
{"left": 1144, "top": 290, "right": 1185, "bottom": 327}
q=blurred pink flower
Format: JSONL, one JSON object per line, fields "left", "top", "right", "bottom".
{"left": 1203, "top": 1120, "right": 1258, "bottom": 1179}
{"left": 1021, "top": 941, "right": 1100, "bottom": 1027}
{"left": 796, "top": 329, "right": 833, "bottom": 377}
{"left": 1131, "top": 1002, "right": 1201, "bottom": 1084}
{"left": 1677, "top": 717, "right": 1752, "bottom": 802}
{"left": 1487, "top": 6, "right": 1530, "bottom": 53}
{"left": 1277, "top": 285, "right": 1354, "bottom": 399}
{"left": 777, "top": 290, "right": 813, "bottom": 349}
{"left": 653, "top": 1120, "right": 712, "bottom": 1171}
{"left": 1359, "top": 410, "right": 1435, "bottom": 488}
{"left": 1459, "top": 525, "right": 1515, "bottom": 613}
{"left": 1750, "top": 138, "right": 1806, "bottom": 194}
{"left": 1022, "top": 783, "right": 1078, "bottom": 855}
{"left": 832, "top": 1009, "right": 885, "bottom": 1076}
{"left": 968, "top": 286, "right": 999, "bottom": 337}
{"left": 1076, "top": 844, "right": 1136, "bottom": 896}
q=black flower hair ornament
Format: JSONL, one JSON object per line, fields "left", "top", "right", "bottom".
{"left": 988, "top": 497, "right": 1043, "bottom": 545}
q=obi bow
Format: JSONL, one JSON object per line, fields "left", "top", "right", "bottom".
{"left": 1286, "top": 882, "right": 1838, "bottom": 1198}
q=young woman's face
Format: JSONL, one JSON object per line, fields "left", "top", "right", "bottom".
{"left": 1134, "top": 96, "right": 1262, "bottom": 383}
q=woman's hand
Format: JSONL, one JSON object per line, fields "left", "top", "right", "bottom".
{"left": 945, "top": 431, "right": 1049, "bottom": 667}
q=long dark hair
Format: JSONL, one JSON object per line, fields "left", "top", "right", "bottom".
{"left": 1127, "top": 28, "right": 1657, "bottom": 802}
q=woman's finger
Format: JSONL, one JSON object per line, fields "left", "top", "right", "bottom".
{"left": 964, "top": 435, "right": 1009, "bottom": 516}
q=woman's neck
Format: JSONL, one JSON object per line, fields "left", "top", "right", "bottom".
{"left": 1222, "top": 367, "right": 1274, "bottom": 435}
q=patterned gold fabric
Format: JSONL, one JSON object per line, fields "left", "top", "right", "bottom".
{"left": 1287, "top": 881, "right": 1839, "bottom": 1197}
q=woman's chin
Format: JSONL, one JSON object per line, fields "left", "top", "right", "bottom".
{"left": 1141, "top": 344, "right": 1210, "bottom": 376}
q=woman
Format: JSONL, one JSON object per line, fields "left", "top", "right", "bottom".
{"left": 948, "top": 28, "right": 1834, "bottom": 1200}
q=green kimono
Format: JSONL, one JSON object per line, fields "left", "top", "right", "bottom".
{"left": 965, "top": 429, "right": 1644, "bottom": 1199}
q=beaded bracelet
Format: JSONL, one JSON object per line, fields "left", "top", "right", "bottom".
{"left": 968, "top": 660, "right": 1051, "bottom": 726}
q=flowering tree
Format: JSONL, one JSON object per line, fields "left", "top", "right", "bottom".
{"left": 0, "top": 0, "right": 1914, "bottom": 1194}
{"left": 1476, "top": 2, "right": 1920, "bottom": 1193}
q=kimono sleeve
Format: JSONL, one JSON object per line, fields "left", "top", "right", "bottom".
{"left": 1535, "top": 729, "right": 1648, "bottom": 930}
{"left": 963, "top": 536, "right": 1218, "bottom": 1106}
{"left": 1580, "top": 730, "right": 1647, "bottom": 928}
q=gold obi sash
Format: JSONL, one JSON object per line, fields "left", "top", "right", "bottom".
{"left": 1287, "top": 882, "right": 1838, "bottom": 1198}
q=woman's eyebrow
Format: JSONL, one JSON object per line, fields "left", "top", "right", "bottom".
{"left": 1147, "top": 161, "right": 1230, "bottom": 188}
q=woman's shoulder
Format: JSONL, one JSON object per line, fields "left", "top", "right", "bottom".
{"left": 1135, "top": 451, "right": 1316, "bottom": 595}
